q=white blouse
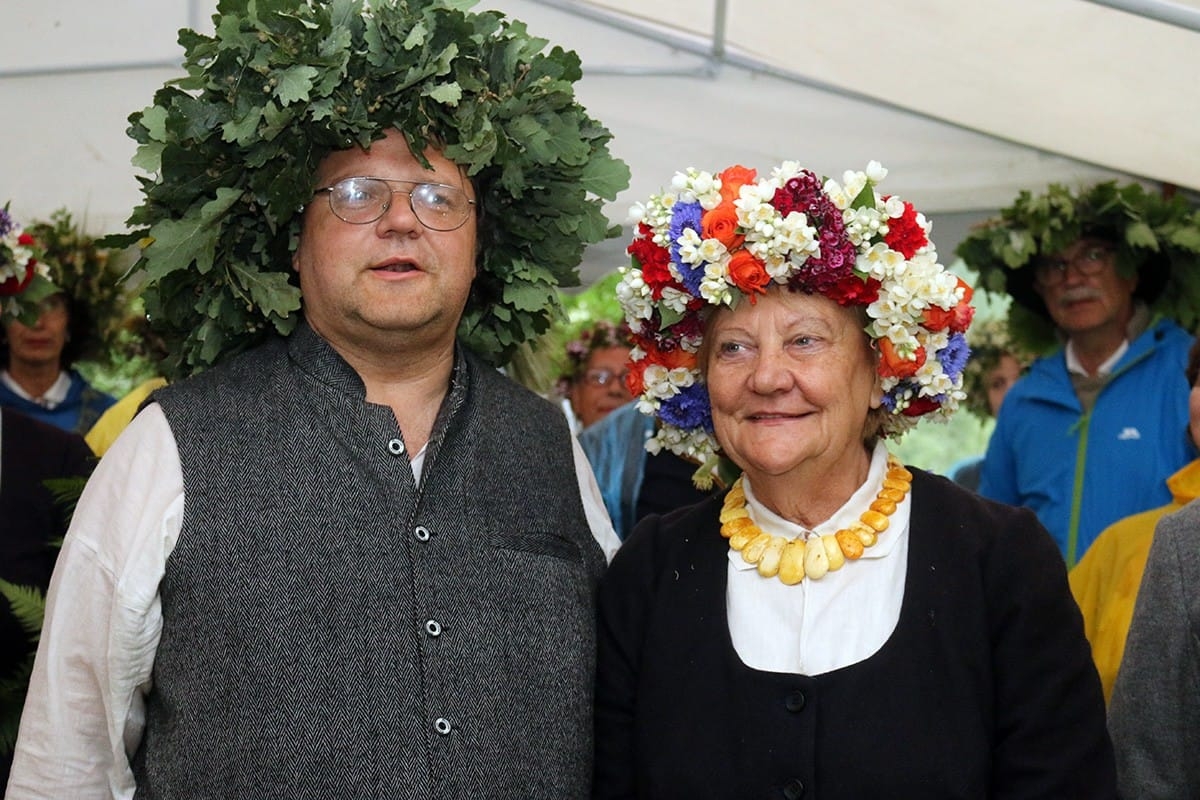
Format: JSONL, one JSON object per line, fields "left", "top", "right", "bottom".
{"left": 726, "top": 441, "right": 910, "bottom": 676}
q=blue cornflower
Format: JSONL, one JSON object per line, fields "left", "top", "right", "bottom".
{"left": 938, "top": 332, "right": 970, "bottom": 381}
{"left": 658, "top": 382, "right": 714, "bottom": 434}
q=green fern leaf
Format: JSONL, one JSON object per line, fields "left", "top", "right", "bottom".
{"left": 0, "top": 580, "right": 46, "bottom": 638}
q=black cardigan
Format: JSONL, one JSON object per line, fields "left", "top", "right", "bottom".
{"left": 594, "top": 468, "right": 1116, "bottom": 799}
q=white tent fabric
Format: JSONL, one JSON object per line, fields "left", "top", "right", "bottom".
{"left": 2, "top": 0, "right": 1194, "bottom": 284}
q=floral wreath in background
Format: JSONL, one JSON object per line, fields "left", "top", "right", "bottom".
{"left": 553, "top": 319, "right": 632, "bottom": 397}
{"left": 0, "top": 205, "right": 56, "bottom": 325}
{"left": 27, "top": 209, "right": 136, "bottom": 363}
{"left": 616, "top": 161, "right": 975, "bottom": 486}
{"left": 958, "top": 317, "right": 1030, "bottom": 419}
{"left": 955, "top": 181, "right": 1200, "bottom": 356}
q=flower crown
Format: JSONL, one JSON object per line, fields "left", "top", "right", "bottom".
{"left": 616, "top": 161, "right": 975, "bottom": 476}
{"left": 554, "top": 319, "right": 632, "bottom": 396}
{"left": 0, "top": 204, "right": 56, "bottom": 325}
{"left": 959, "top": 317, "right": 1030, "bottom": 418}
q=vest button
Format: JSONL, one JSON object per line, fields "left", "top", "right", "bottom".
{"left": 413, "top": 526, "right": 431, "bottom": 542}
{"left": 784, "top": 690, "right": 806, "bottom": 712}
{"left": 434, "top": 717, "right": 452, "bottom": 735}
{"left": 782, "top": 778, "right": 805, "bottom": 799}
{"left": 425, "top": 619, "right": 442, "bottom": 637}
{"left": 387, "top": 437, "right": 405, "bottom": 455}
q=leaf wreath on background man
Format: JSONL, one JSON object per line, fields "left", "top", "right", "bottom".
{"left": 104, "top": 0, "right": 630, "bottom": 378}
{"left": 955, "top": 181, "right": 1200, "bottom": 355}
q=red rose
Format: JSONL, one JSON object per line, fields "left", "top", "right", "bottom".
{"left": 901, "top": 396, "right": 941, "bottom": 417}
{"left": 828, "top": 275, "right": 880, "bottom": 306}
{"left": 0, "top": 263, "right": 35, "bottom": 297}
{"left": 628, "top": 226, "right": 674, "bottom": 299}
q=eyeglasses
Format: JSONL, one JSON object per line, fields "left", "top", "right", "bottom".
{"left": 581, "top": 368, "right": 630, "bottom": 388}
{"left": 1034, "top": 244, "right": 1115, "bottom": 286}
{"left": 314, "top": 176, "right": 475, "bottom": 231}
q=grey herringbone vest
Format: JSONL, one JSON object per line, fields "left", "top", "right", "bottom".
{"left": 133, "top": 323, "right": 604, "bottom": 799}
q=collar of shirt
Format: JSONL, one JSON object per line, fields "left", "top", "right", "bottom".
{"left": 729, "top": 441, "right": 906, "bottom": 571}
{"left": 1065, "top": 338, "right": 1127, "bottom": 377}
{"left": 1, "top": 369, "right": 71, "bottom": 408}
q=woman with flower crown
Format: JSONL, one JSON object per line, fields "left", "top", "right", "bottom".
{"left": 592, "top": 161, "right": 1115, "bottom": 798}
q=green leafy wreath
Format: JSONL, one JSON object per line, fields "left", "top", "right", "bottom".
{"left": 955, "top": 181, "right": 1200, "bottom": 355}
{"left": 105, "top": 0, "right": 629, "bottom": 377}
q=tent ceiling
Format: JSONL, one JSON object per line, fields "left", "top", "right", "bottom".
{"left": 562, "top": 0, "right": 1200, "bottom": 194}
{"left": 1, "top": 0, "right": 1193, "bottom": 286}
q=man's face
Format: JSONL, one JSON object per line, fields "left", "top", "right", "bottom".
{"left": 292, "top": 130, "right": 477, "bottom": 355}
{"left": 1033, "top": 237, "right": 1137, "bottom": 339}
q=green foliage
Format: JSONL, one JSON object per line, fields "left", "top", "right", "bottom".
{"left": 0, "top": 478, "right": 83, "bottom": 756}
{"left": 0, "top": 580, "right": 48, "bottom": 754}
{"left": 0, "top": 652, "right": 34, "bottom": 753}
{"left": 111, "top": 0, "right": 629, "bottom": 378}
{"left": 892, "top": 408, "right": 994, "bottom": 476}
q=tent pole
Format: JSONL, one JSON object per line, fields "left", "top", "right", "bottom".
{"left": 1080, "top": 0, "right": 1200, "bottom": 32}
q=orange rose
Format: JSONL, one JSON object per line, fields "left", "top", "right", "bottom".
{"left": 702, "top": 203, "right": 744, "bottom": 250}
{"left": 727, "top": 250, "right": 770, "bottom": 299}
{"left": 625, "top": 360, "right": 646, "bottom": 396}
{"left": 718, "top": 165, "right": 758, "bottom": 203}
{"left": 658, "top": 344, "right": 697, "bottom": 371}
{"left": 877, "top": 338, "right": 926, "bottom": 379}
{"left": 923, "top": 277, "right": 975, "bottom": 332}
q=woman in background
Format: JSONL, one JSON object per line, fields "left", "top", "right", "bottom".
{"left": 556, "top": 319, "right": 633, "bottom": 431}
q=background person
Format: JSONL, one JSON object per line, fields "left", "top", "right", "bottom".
{"left": 946, "top": 317, "right": 1028, "bottom": 491}
{"left": 579, "top": 399, "right": 718, "bottom": 541}
{"left": 594, "top": 160, "right": 1113, "bottom": 798}
{"left": 0, "top": 291, "right": 115, "bottom": 436}
{"left": 0, "top": 408, "right": 95, "bottom": 788}
{"left": 1, "top": 208, "right": 135, "bottom": 438}
{"left": 6, "top": 0, "right": 628, "bottom": 797}
{"left": 1069, "top": 334, "right": 1200, "bottom": 702}
{"left": 1108, "top": 496, "right": 1200, "bottom": 799}
{"left": 956, "top": 181, "right": 1200, "bottom": 567}
{"left": 555, "top": 319, "right": 634, "bottom": 431}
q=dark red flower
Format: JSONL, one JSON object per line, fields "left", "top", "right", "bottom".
{"left": 883, "top": 199, "right": 929, "bottom": 259}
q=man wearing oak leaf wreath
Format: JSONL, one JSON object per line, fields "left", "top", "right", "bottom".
{"left": 592, "top": 160, "right": 1115, "bottom": 798}
{"left": 5, "top": 0, "right": 631, "bottom": 797}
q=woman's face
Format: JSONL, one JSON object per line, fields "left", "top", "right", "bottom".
{"left": 569, "top": 344, "right": 633, "bottom": 428}
{"left": 986, "top": 353, "right": 1023, "bottom": 417}
{"left": 4, "top": 294, "right": 69, "bottom": 370}
{"left": 705, "top": 288, "right": 882, "bottom": 486}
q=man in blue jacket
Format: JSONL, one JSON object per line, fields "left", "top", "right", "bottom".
{"left": 957, "top": 182, "right": 1199, "bottom": 567}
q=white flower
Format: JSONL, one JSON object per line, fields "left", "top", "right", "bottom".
{"left": 674, "top": 227, "right": 707, "bottom": 267}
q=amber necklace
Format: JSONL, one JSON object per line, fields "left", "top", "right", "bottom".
{"left": 720, "top": 454, "right": 913, "bottom": 585}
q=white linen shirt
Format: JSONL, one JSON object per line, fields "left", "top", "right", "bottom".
{"left": 6, "top": 403, "right": 620, "bottom": 800}
{"left": 727, "top": 441, "right": 910, "bottom": 675}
